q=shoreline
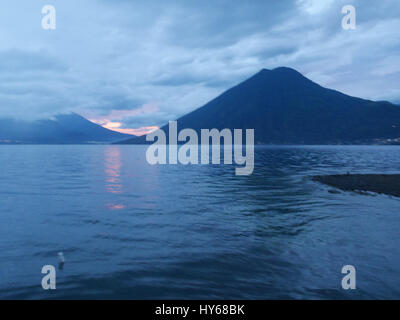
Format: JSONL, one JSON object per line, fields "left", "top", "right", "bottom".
{"left": 312, "top": 174, "right": 400, "bottom": 198}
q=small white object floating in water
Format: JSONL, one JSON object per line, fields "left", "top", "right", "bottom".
{"left": 58, "top": 252, "right": 65, "bottom": 263}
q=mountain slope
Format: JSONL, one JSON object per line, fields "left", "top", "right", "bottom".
{"left": 0, "top": 113, "right": 132, "bottom": 144}
{"left": 119, "top": 67, "right": 400, "bottom": 145}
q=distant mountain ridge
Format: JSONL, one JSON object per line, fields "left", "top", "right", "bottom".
{"left": 0, "top": 113, "right": 132, "bottom": 144}
{"left": 119, "top": 67, "right": 400, "bottom": 145}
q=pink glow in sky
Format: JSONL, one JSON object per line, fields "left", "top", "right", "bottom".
{"left": 87, "top": 104, "right": 159, "bottom": 136}
{"left": 95, "top": 120, "right": 159, "bottom": 136}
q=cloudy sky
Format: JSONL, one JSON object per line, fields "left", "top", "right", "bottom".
{"left": 1, "top": 0, "right": 399, "bottom": 135}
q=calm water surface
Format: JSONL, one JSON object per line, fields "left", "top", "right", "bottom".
{"left": 1, "top": 145, "right": 400, "bottom": 299}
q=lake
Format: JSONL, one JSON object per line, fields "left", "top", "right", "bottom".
{"left": 1, "top": 145, "right": 400, "bottom": 299}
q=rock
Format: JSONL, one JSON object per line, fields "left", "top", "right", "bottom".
{"left": 312, "top": 174, "right": 400, "bottom": 198}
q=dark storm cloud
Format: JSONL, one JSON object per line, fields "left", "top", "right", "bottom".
{"left": 0, "top": 0, "right": 399, "bottom": 129}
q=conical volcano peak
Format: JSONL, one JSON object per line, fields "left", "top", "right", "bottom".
{"left": 272, "top": 66, "right": 300, "bottom": 73}
{"left": 251, "top": 66, "right": 308, "bottom": 82}
{"left": 119, "top": 66, "right": 400, "bottom": 145}
{"left": 270, "top": 66, "right": 310, "bottom": 80}
{"left": 255, "top": 67, "right": 302, "bottom": 76}
{"left": 242, "top": 66, "right": 317, "bottom": 93}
